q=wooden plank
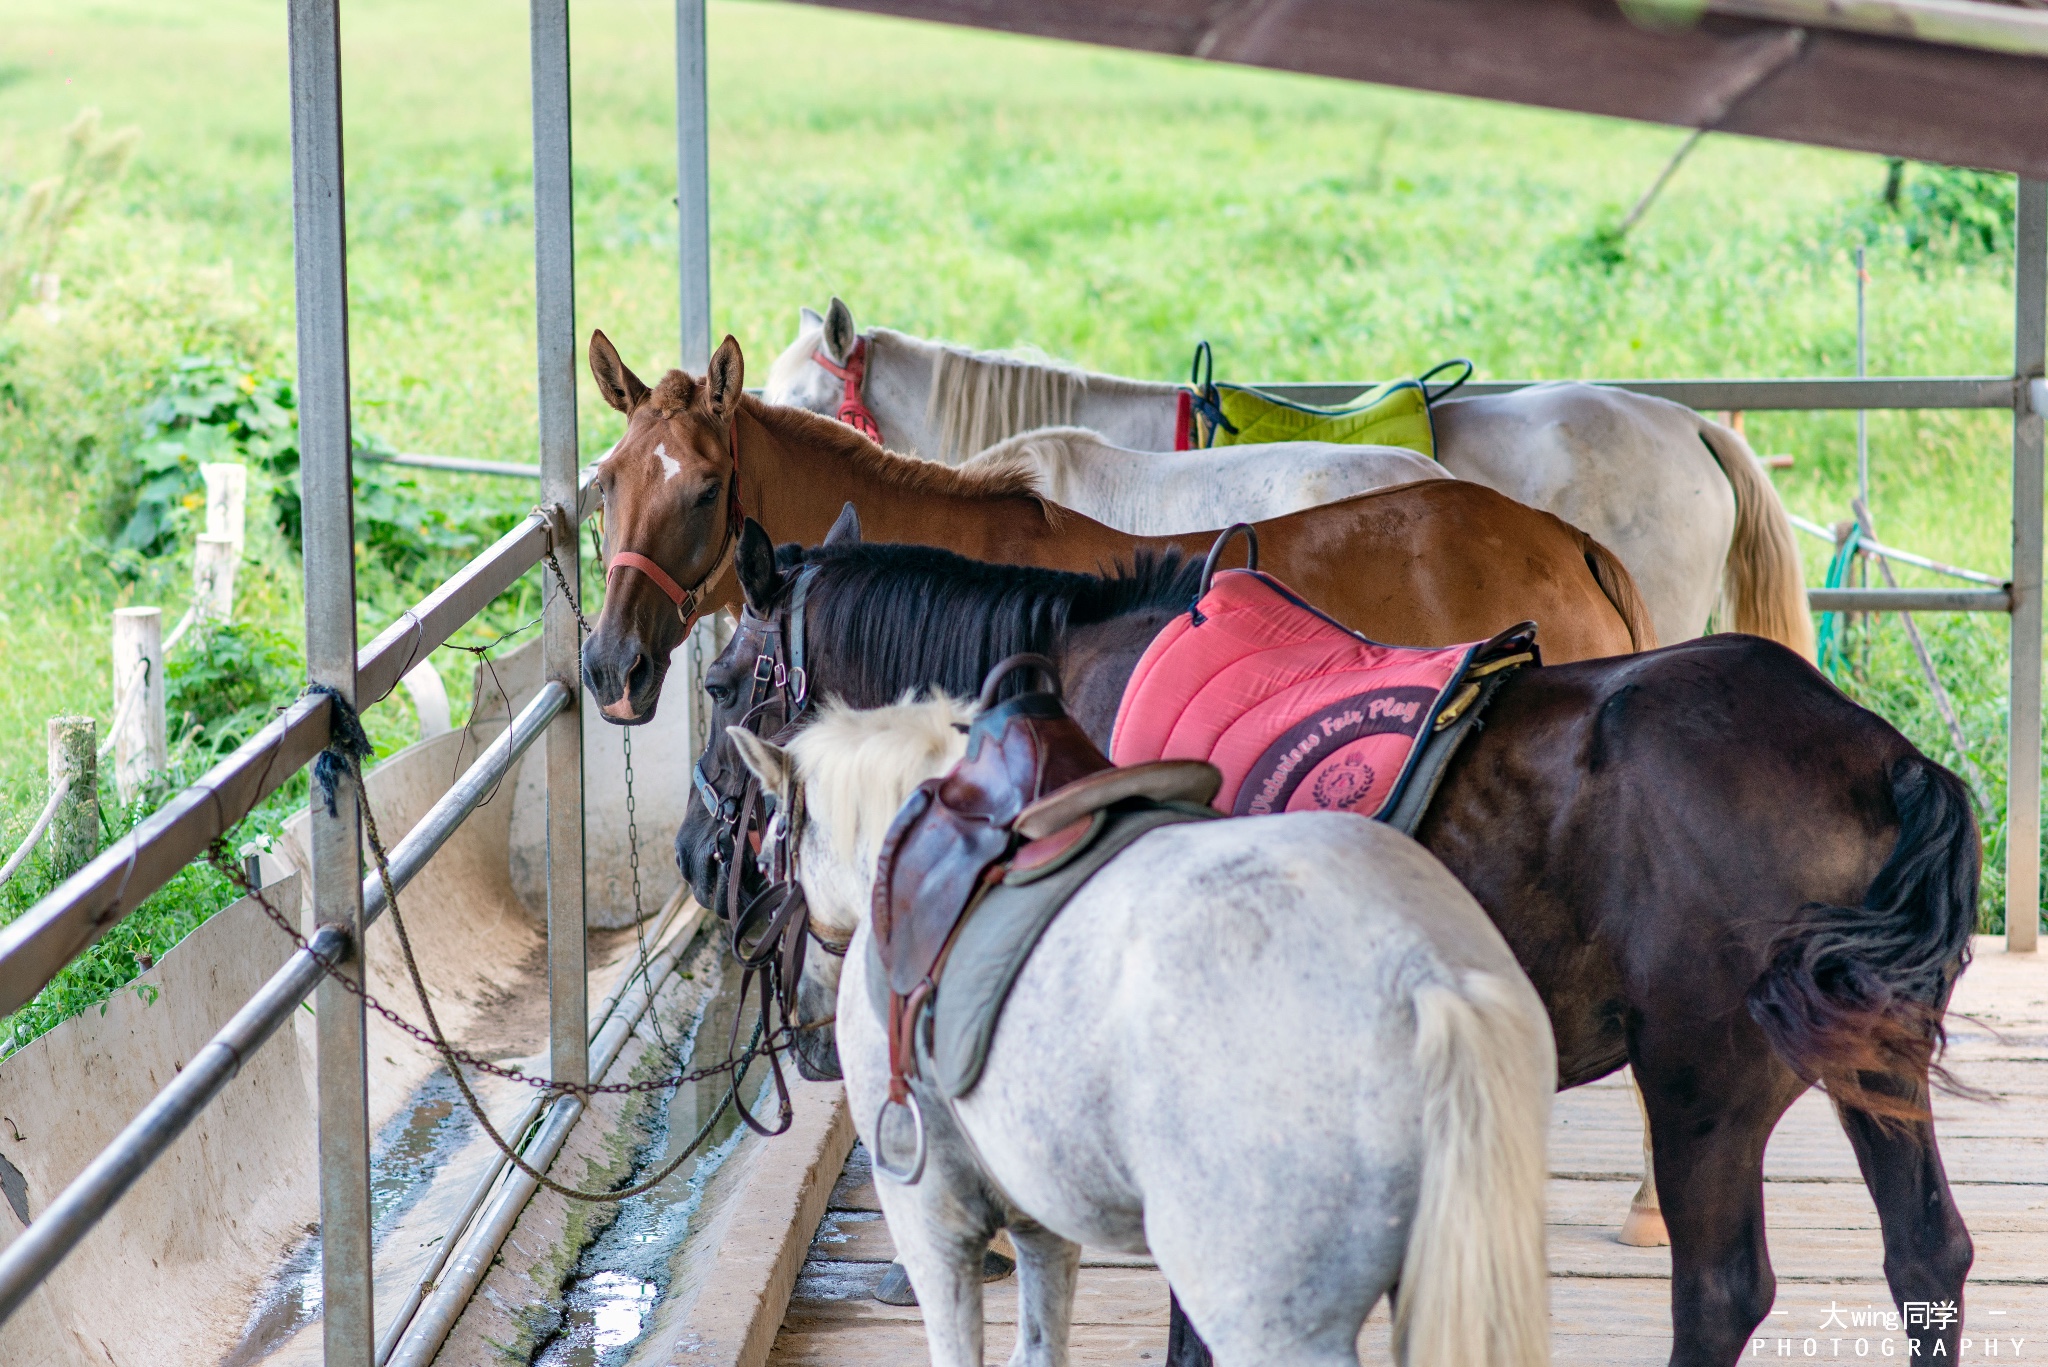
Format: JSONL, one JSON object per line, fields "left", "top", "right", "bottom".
{"left": 784, "top": 1265, "right": 1171, "bottom": 1327}
{"left": 804, "top": 0, "right": 2048, "bottom": 179}
{"left": 770, "top": 950, "right": 2048, "bottom": 1363}
{"left": 769, "top": 1320, "right": 1168, "bottom": 1366}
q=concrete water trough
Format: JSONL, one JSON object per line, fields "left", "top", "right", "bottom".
{"left": 0, "top": 643, "right": 836, "bottom": 1367}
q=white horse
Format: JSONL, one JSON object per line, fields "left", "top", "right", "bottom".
{"left": 731, "top": 696, "right": 1556, "bottom": 1367}
{"left": 764, "top": 298, "right": 1814, "bottom": 659}
{"left": 959, "top": 426, "right": 1451, "bottom": 534}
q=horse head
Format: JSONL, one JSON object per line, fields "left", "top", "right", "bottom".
{"left": 675, "top": 509, "right": 862, "bottom": 929}
{"left": 582, "top": 328, "right": 747, "bottom": 724}
{"left": 727, "top": 692, "right": 972, "bottom": 1084}
{"left": 762, "top": 296, "right": 858, "bottom": 417}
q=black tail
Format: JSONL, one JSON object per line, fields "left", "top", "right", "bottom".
{"left": 1746, "top": 756, "right": 1981, "bottom": 1121}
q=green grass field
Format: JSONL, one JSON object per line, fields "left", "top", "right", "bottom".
{"left": 0, "top": 0, "right": 2033, "bottom": 1040}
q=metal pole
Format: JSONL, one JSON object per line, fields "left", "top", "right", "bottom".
{"left": 287, "top": 1, "right": 374, "bottom": 1359}
{"left": 1856, "top": 246, "right": 1871, "bottom": 515}
{"left": 675, "top": 0, "right": 719, "bottom": 782}
{"left": 2010, "top": 177, "right": 2046, "bottom": 954}
{"left": 675, "top": 0, "right": 711, "bottom": 373}
{"left": 532, "top": 0, "right": 587, "bottom": 1088}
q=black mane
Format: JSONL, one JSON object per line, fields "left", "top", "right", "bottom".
{"left": 782, "top": 541, "right": 1200, "bottom": 707}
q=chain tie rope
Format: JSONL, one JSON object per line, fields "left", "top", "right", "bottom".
{"left": 228, "top": 528, "right": 799, "bottom": 1203}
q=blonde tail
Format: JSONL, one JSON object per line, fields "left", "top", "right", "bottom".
{"left": 1582, "top": 534, "right": 1659, "bottom": 653}
{"left": 1698, "top": 420, "right": 1816, "bottom": 661}
{"left": 1394, "top": 971, "right": 1555, "bottom": 1367}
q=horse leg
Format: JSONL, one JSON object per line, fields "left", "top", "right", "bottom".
{"left": 883, "top": 1207, "right": 991, "bottom": 1367}
{"left": 1833, "top": 1074, "right": 1972, "bottom": 1360}
{"left": 1619, "top": 1072, "right": 1671, "bottom": 1247}
{"left": 1635, "top": 1032, "right": 1808, "bottom": 1367}
{"left": 1165, "top": 1294, "right": 1213, "bottom": 1367}
{"left": 1004, "top": 1217, "right": 1080, "bottom": 1367}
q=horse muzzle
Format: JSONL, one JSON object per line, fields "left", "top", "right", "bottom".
{"left": 581, "top": 624, "right": 669, "bottom": 725}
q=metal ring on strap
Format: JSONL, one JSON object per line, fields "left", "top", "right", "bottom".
{"left": 872, "top": 1092, "right": 929, "bottom": 1185}
{"left": 977, "top": 652, "right": 1062, "bottom": 710}
{"left": 1198, "top": 523, "right": 1260, "bottom": 597}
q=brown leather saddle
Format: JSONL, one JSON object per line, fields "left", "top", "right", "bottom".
{"left": 867, "top": 654, "right": 1218, "bottom": 1178}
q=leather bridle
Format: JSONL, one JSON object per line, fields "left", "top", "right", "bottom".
{"left": 690, "top": 562, "right": 852, "bottom": 1127}
{"left": 603, "top": 411, "right": 744, "bottom": 632}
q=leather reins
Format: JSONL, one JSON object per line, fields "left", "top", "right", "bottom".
{"left": 691, "top": 564, "right": 855, "bottom": 1134}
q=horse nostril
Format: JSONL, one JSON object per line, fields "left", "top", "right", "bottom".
{"left": 624, "top": 652, "right": 648, "bottom": 700}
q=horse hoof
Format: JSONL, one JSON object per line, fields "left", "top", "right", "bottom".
{"left": 874, "top": 1262, "right": 918, "bottom": 1305}
{"left": 872, "top": 1250, "right": 1012, "bottom": 1306}
{"left": 1617, "top": 1204, "right": 1670, "bottom": 1247}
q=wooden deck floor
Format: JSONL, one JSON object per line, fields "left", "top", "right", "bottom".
{"left": 769, "top": 937, "right": 2048, "bottom": 1364}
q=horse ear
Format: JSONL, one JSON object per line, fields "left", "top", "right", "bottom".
{"left": 728, "top": 726, "right": 791, "bottom": 795}
{"left": 589, "top": 330, "right": 649, "bottom": 414}
{"left": 800, "top": 305, "right": 824, "bottom": 332}
{"left": 736, "top": 518, "right": 783, "bottom": 613}
{"left": 706, "top": 334, "right": 745, "bottom": 419}
{"left": 823, "top": 502, "right": 861, "bottom": 547}
{"left": 823, "top": 297, "right": 857, "bottom": 364}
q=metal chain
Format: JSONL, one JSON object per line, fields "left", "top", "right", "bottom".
{"left": 225, "top": 537, "right": 792, "bottom": 1203}
{"left": 209, "top": 823, "right": 787, "bottom": 1202}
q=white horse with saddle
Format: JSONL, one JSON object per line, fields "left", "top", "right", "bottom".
{"left": 764, "top": 297, "right": 1813, "bottom": 659}
{"left": 729, "top": 682, "right": 1556, "bottom": 1367}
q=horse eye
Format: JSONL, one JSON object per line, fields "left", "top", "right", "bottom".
{"left": 694, "top": 484, "right": 721, "bottom": 509}
{"left": 706, "top": 681, "right": 734, "bottom": 707}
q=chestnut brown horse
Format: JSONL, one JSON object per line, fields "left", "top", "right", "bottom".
{"left": 578, "top": 331, "right": 1653, "bottom": 722}
{"left": 683, "top": 530, "right": 1979, "bottom": 1367}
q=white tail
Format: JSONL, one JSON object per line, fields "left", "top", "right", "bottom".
{"left": 1697, "top": 419, "right": 1817, "bottom": 661}
{"left": 1394, "top": 970, "right": 1555, "bottom": 1367}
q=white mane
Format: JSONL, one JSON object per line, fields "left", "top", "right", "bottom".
{"left": 898, "top": 330, "right": 1084, "bottom": 463}
{"left": 788, "top": 692, "right": 975, "bottom": 863}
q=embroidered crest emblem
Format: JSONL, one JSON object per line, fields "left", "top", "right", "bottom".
{"left": 1311, "top": 752, "right": 1376, "bottom": 810}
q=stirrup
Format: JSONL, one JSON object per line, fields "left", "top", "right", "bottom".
{"left": 872, "top": 1092, "right": 928, "bottom": 1185}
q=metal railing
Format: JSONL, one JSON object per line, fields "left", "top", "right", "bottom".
{"left": 0, "top": 3, "right": 621, "bottom": 1359}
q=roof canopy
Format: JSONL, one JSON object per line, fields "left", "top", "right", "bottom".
{"left": 809, "top": 0, "right": 2048, "bottom": 177}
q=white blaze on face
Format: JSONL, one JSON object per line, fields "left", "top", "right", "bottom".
{"left": 654, "top": 441, "right": 682, "bottom": 481}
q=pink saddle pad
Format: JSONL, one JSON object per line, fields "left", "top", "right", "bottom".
{"left": 1111, "top": 570, "right": 1524, "bottom": 820}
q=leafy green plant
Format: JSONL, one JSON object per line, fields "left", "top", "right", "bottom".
{"left": 1898, "top": 165, "right": 2014, "bottom": 262}
{"left": 95, "top": 355, "right": 295, "bottom": 571}
{"left": 165, "top": 621, "right": 303, "bottom": 762}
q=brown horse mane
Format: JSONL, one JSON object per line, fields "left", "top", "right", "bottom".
{"left": 741, "top": 392, "right": 1049, "bottom": 503}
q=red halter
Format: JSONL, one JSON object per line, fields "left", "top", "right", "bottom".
{"left": 604, "top": 414, "right": 743, "bottom": 631}
{"left": 811, "top": 336, "right": 884, "bottom": 444}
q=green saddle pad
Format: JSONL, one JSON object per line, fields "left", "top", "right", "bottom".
{"left": 1186, "top": 344, "right": 1470, "bottom": 459}
{"left": 1205, "top": 379, "right": 1436, "bottom": 456}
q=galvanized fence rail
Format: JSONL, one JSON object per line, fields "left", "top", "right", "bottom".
{"left": 0, "top": 1, "right": 613, "bottom": 1358}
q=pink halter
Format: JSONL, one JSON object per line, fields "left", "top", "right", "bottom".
{"left": 812, "top": 336, "right": 884, "bottom": 444}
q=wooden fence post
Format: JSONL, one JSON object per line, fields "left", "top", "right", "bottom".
{"left": 193, "top": 534, "right": 238, "bottom": 623}
{"left": 202, "top": 462, "right": 248, "bottom": 557}
{"left": 111, "top": 607, "right": 167, "bottom": 802}
{"left": 45, "top": 717, "right": 97, "bottom": 878}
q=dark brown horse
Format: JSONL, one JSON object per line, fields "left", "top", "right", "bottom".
{"left": 680, "top": 529, "right": 1978, "bottom": 1367}
{"left": 576, "top": 332, "right": 1653, "bottom": 723}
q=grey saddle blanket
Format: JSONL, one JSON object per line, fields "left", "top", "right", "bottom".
{"left": 865, "top": 801, "right": 1216, "bottom": 1100}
